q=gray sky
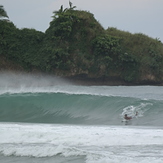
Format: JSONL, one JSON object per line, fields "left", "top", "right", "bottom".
{"left": 1, "top": 0, "right": 163, "bottom": 42}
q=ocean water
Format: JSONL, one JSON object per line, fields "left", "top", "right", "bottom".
{"left": 0, "top": 73, "right": 163, "bottom": 163}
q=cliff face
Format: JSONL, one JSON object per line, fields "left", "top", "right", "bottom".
{"left": 1, "top": 5, "right": 163, "bottom": 85}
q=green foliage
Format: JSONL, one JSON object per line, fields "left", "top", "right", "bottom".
{"left": 15, "top": 28, "right": 44, "bottom": 69}
{"left": 0, "top": 5, "right": 9, "bottom": 18}
{"left": 48, "top": 2, "right": 77, "bottom": 39}
{"left": 45, "top": 4, "right": 104, "bottom": 74}
{"left": 0, "top": 20, "right": 45, "bottom": 70}
{"left": 106, "top": 27, "right": 163, "bottom": 82}
{"left": 118, "top": 52, "right": 139, "bottom": 82}
{"left": 0, "top": 20, "right": 17, "bottom": 56}
{"left": 1, "top": 3, "right": 163, "bottom": 84}
{"left": 92, "top": 35, "right": 121, "bottom": 56}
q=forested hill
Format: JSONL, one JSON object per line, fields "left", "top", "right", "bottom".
{"left": 1, "top": 3, "right": 163, "bottom": 85}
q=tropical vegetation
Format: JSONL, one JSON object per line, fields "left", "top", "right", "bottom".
{"left": 0, "top": 5, "right": 8, "bottom": 18}
{"left": 0, "top": 3, "right": 163, "bottom": 84}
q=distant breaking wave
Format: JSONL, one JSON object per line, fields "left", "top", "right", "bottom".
{"left": 0, "top": 72, "right": 163, "bottom": 126}
{"left": 0, "top": 91, "right": 163, "bottom": 126}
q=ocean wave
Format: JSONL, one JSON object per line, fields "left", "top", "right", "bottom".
{"left": 0, "top": 91, "right": 163, "bottom": 126}
{"left": 0, "top": 123, "right": 163, "bottom": 160}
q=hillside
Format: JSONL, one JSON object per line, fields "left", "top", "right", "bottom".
{"left": 0, "top": 3, "right": 163, "bottom": 85}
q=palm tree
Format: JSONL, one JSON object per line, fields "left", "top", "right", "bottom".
{"left": 52, "top": 5, "right": 63, "bottom": 19}
{"left": 52, "top": 2, "right": 76, "bottom": 20}
{"left": 69, "top": 1, "right": 76, "bottom": 10}
{"left": 52, "top": 5, "right": 68, "bottom": 19}
{"left": 0, "top": 5, "right": 9, "bottom": 18}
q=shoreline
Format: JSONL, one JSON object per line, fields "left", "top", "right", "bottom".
{"left": 0, "top": 70, "right": 163, "bottom": 86}
{"left": 65, "top": 76, "right": 163, "bottom": 86}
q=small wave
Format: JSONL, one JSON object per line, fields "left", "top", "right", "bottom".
{"left": 1, "top": 123, "right": 163, "bottom": 161}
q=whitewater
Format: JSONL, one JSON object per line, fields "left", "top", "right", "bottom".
{"left": 0, "top": 72, "right": 163, "bottom": 163}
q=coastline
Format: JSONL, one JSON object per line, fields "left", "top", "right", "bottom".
{"left": 64, "top": 75, "right": 163, "bottom": 86}
{"left": 0, "top": 70, "right": 163, "bottom": 86}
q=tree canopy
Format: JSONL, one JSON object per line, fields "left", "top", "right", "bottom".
{"left": 1, "top": 3, "right": 163, "bottom": 85}
{"left": 0, "top": 5, "right": 9, "bottom": 18}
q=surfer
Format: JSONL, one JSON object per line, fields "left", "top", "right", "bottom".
{"left": 124, "top": 114, "right": 132, "bottom": 120}
{"left": 124, "top": 112, "right": 138, "bottom": 120}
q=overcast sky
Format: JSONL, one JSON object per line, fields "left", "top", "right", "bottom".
{"left": 1, "top": 0, "right": 163, "bottom": 42}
